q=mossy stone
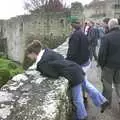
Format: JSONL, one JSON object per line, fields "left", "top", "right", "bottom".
{"left": 8, "top": 62, "right": 17, "bottom": 69}
{"left": 0, "top": 68, "right": 11, "bottom": 87}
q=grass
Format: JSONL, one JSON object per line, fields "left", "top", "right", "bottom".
{"left": 0, "top": 58, "right": 24, "bottom": 88}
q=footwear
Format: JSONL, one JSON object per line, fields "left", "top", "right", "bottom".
{"left": 80, "top": 118, "right": 87, "bottom": 120}
{"left": 101, "top": 101, "right": 110, "bottom": 113}
{"left": 118, "top": 102, "right": 120, "bottom": 111}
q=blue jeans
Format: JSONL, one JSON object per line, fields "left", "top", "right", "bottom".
{"left": 71, "top": 79, "right": 107, "bottom": 120}
{"left": 81, "top": 60, "right": 91, "bottom": 98}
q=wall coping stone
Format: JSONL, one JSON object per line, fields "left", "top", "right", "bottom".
{"left": 0, "top": 39, "right": 70, "bottom": 120}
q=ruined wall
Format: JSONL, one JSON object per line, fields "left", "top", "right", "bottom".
{"left": 0, "top": 4, "right": 84, "bottom": 63}
{"left": 0, "top": 11, "right": 70, "bottom": 63}
{"left": 0, "top": 40, "right": 72, "bottom": 120}
{"left": 1, "top": 18, "right": 25, "bottom": 62}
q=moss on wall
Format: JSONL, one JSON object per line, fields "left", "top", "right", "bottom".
{"left": 0, "top": 58, "right": 24, "bottom": 87}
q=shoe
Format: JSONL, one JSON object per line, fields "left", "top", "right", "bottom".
{"left": 101, "top": 101, "right": 110, "bottom": 113}
{"left": 118, "top": 102, "right": 120, "bottom": 111}
{"left": 80, "top": 118, "right": 88, "bottom": 120}
{"left": 80, "top": 118, "right": 87, "bottom": 120}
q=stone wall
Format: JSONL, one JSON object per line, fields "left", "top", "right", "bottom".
{"left": 0, "top": 40, "right": 72, "bottom": 120}
{"left": 0, "top": 3, "right": 84, "bottom": 63}
{"left": 0, "top": 11, "right": 70, "bottom": 63}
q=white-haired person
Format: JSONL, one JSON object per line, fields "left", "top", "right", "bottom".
{"left": 98, "top": 18, "right": 120, "bottom": 108}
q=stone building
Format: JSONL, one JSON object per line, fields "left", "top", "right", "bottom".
{"left": 106, "top": 0, "right": 120, "bottom": 17}
{"left": 84, "top": 0, "right": 120, "bottom": 20}
{"left": 84, "top": 0, "right": 106, "bottom": 20}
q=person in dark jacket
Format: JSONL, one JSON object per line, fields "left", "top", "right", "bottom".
{"left": 67, "top": 16, "right": 90, "bottom": 66}
{"left": 25, "top": 40, "right": 108, "bottom": 120}
{"left": 66, "top": 16, "right": 91, "bottom": 104}
{"left": 103, "top": 18, "right": 110, "bottom": 34}
{"left": 98, "top": 18, "right": 120, "bottom": 107}
{"left": 87, "top": 21, "right": 99, "bottom": 61}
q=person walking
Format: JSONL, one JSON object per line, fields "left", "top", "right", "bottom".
{"left": 98, "top": 18, "right": 120, "bottom": 108}
{"left": 66, "top": 16, "right": 91, "bottom": 105}
{"left": 87, "top": 21, "right": 99, "bottom": 61}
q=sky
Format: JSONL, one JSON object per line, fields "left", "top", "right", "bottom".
{"left": 0, "top": 0, "right": 93, "bottom": 19}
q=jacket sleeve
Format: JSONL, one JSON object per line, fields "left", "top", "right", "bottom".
{"left": 87, "top": 28, "right": 97, "bottom": 45}
{"left": 37, "top": 62, "right": 59, "bottom": 79}
{"left": 98, "top": 37, "right": 109, "bottom": 68}
{"left": 66, "top": 33, "right": 80, "bottom": 60}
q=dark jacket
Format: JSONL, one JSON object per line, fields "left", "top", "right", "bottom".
{"left": 66, "top": 28, "right": 90, "bottom": 65}
{"left": 37, "top": 48, "right": 85, "bottom": 87}
{"left": 87, "top": 26, "right": 99, "bottom": 46}
{"left": 98, "top": 27, "right": 120, "bottom": 69}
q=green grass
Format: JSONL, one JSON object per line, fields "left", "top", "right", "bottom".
{"left": 0, "top": 58, "right": 24, "bottom": 88}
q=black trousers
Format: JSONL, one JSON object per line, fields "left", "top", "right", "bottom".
{"left": 89, "top": 45, "right": 97, "bottom": 61}
{"left": 101, "top": 67, "right": 120, "bottom": 104}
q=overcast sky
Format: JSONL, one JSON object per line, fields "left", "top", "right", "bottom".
{"left": 0, "top": 0, "right": 93, "bottom": 19}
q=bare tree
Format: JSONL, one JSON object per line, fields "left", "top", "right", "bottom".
{"left": 24, "top": 0, "right": 48, "bottom": 11}
{"left": 24, "top": 0, "right": 66, "bottom": 12}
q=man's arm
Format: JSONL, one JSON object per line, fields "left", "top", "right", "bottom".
{"left": 66, "top": 33, "right": 80, "bottom": 60}
{"left": 98, "top": 37, "right": 108, "bottom": 68}
{"left": 37, "top": 62, "right": 59, "bottom": 79}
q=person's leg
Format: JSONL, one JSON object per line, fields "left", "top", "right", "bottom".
{"left": 89, "top": 46, "right": 93, "bottom": 61}
{"left": 82, "top": 61, "right": 91, "bottom": 107}
{"left": 71, "top": 84, "right": 87, "bottom": 120}
{"left": 113, "top": 70, "right": 120, "bottom": 104}
{"left": 82, "top": 79, "right": 107, "bottom": 107}
{"left": 102, "top": 67, "right": 113, "bottom": 105}
{"left": 93, "top": 46, "right": 97, "bottom": 61}
{"left": 114, "top": 84, "right": 120, "bottom": 103}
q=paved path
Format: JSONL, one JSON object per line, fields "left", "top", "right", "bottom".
{"left": 87, "top": 61, "right": 120, "bottom": 120}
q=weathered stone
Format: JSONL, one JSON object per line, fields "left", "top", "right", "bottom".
{"left": 0, "top": 12, "right": 70, "bottom": 63}
{"left": 0, "top": 40, "right": 72, "bottom": 120}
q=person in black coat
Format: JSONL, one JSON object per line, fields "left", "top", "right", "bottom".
{"left": 67, "top": 16, "right": 90, "bottom": 65}
{"left": 25, "top": 40, "right": 109, "bottom": 120}
{"left": 98, "top": 18, "right": 120, "bottom": 107}
{"left": 87, "top": 21, "right": 99, "bottom": 61}
{"left": 66, "top": 16, "right": 91, "bottom": 104}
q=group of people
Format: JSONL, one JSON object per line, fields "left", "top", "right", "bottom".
{"left": 84, "top": 17, "right": 120, "bottom": 108}
{"left": 24, "top": 16, "right": 120, "bottom": 120}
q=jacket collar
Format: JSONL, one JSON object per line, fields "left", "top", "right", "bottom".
{"left": 35, "top": 49, "right": 45, "bottom": 64}
{"left": 109, "top": 27, "right": 120, "bottom": 32}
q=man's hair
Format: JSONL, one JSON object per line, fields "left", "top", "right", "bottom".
{"left": 25, "top": 40, "right": 42, "bottom": 55}
{"left": 103, "top": 18, "right": 110, "bottom": 24}
{"left": 108, "top": 18, "right": 118, "bottom": 30}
